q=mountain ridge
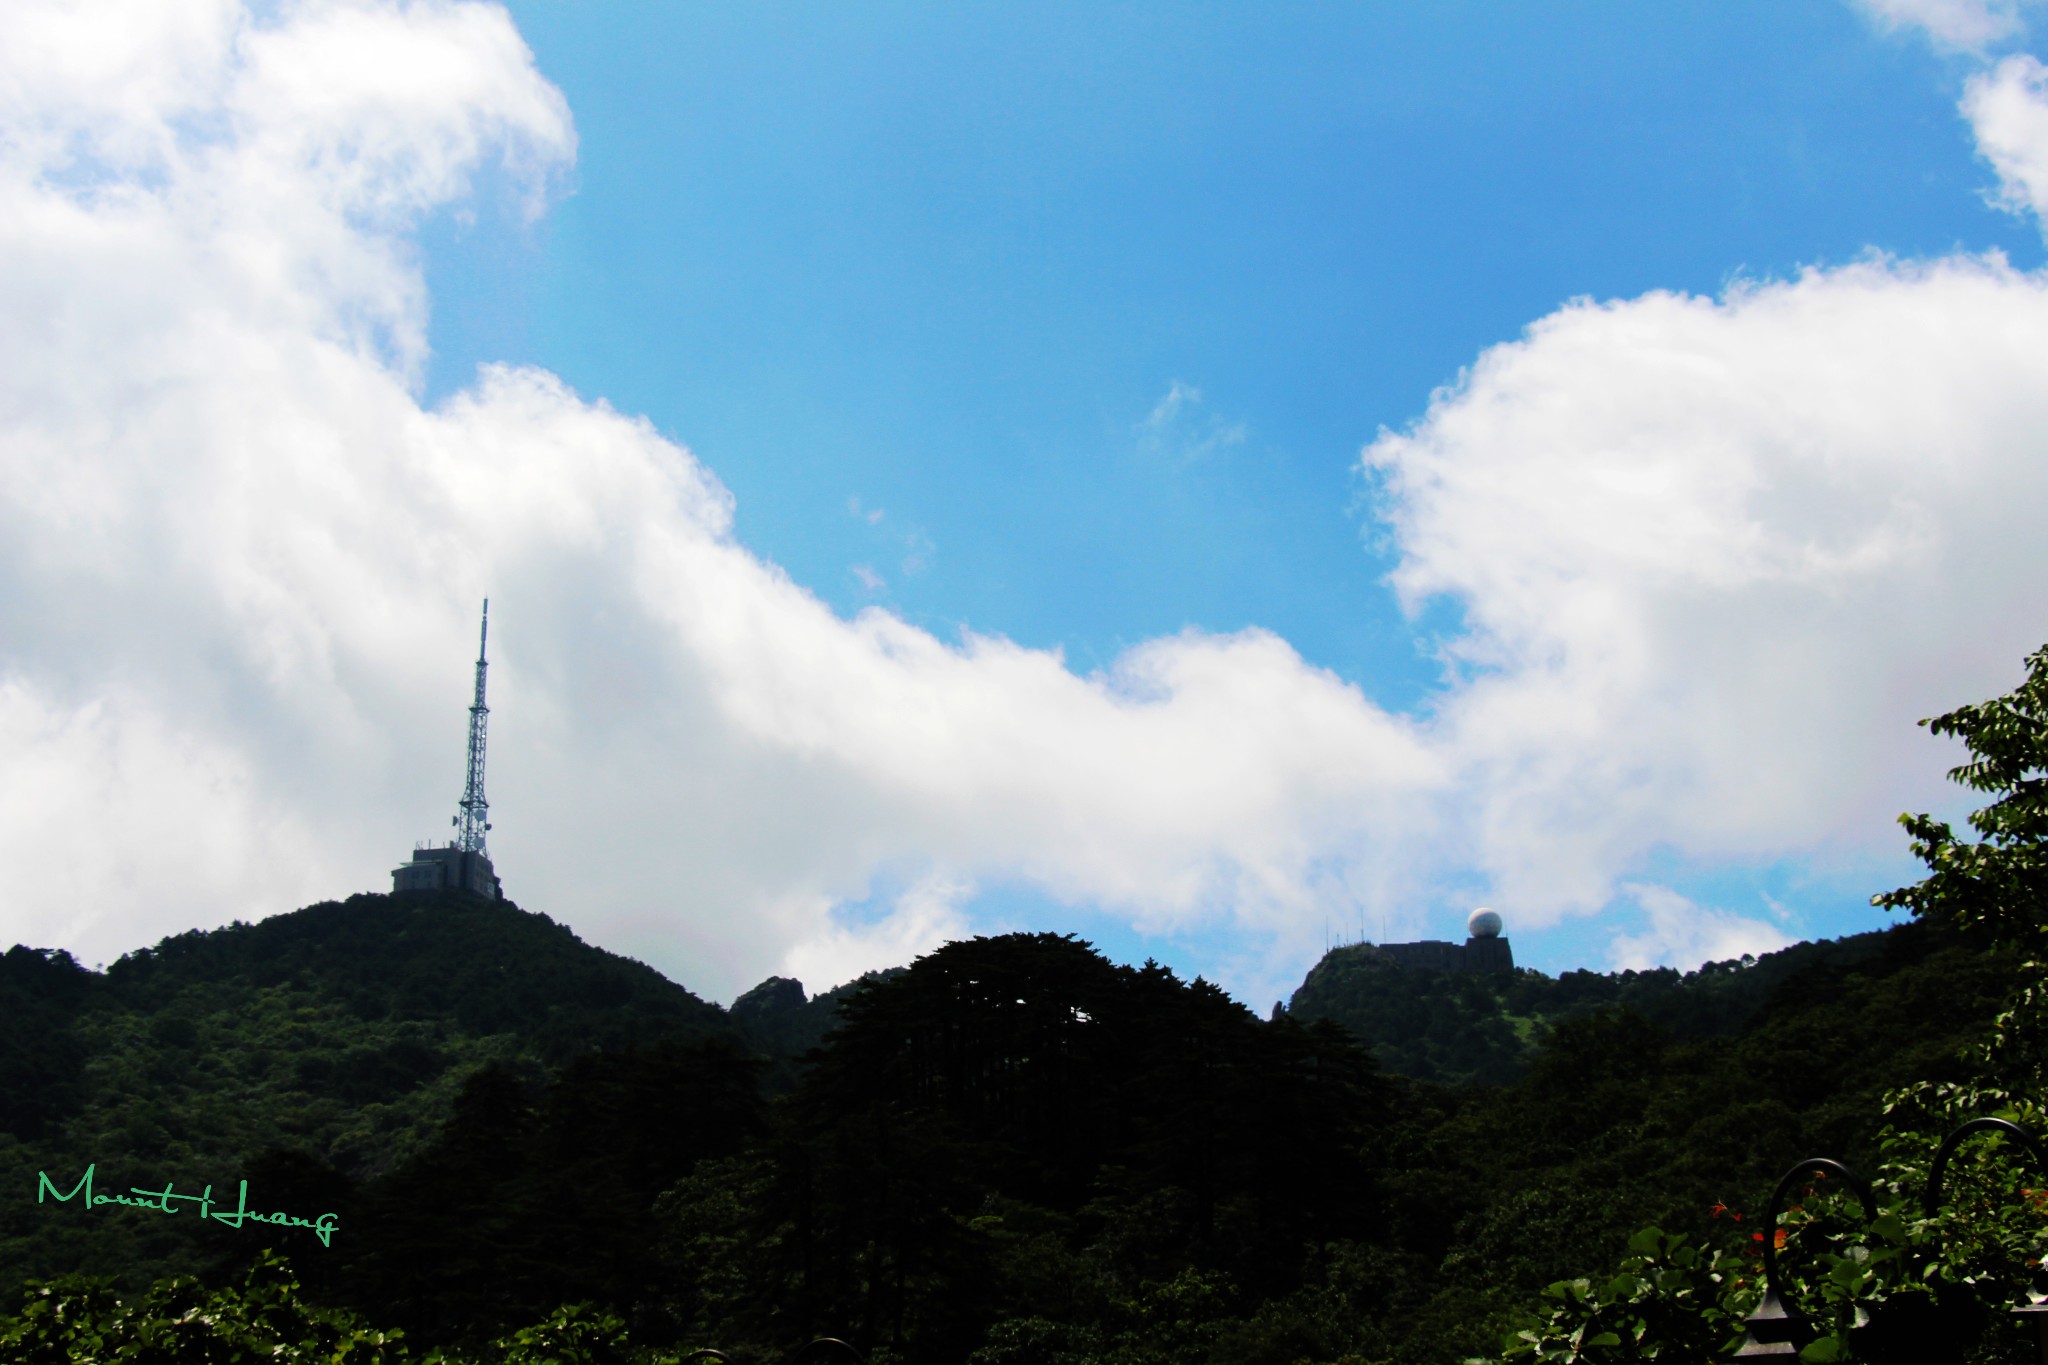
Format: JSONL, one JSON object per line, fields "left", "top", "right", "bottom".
{"left": 1284, "top": 923, "right": 1932, "bottom": 1085}
{"left": 0, "top": 897, "right": 2021, "bottom": 1362}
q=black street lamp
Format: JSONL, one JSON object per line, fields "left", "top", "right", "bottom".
{"left": 1733, "top": 1157, "right": 1876, "bottom": 1358}
{"left": 1921, "top": 1117, "right": 2048, "bottom": 1365}
{"left": 1734, "top": 1118, "right": 2048, "bottom": 1364}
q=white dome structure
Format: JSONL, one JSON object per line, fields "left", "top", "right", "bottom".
{"left": 1371, "top": 909, "right": 1515, "bottom": 974}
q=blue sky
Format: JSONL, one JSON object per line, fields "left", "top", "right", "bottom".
{"left": 430, "top": 1, "right": 2038, "bottom": 660}
{"left": 415, "top": 2, "right": 2038, "bottom": 979}
{"left": 7, "top": 0, "right": 2048, "bottom": 1007}
{"left": 427, "top": 5, "right": 2032, "bottom": 703}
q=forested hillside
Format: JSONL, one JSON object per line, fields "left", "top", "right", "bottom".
{"left": 1286, "top": 928, "right": 1928, "bottom": 1086}
{"left": 728, "top": 969, "right": 904, "bottom": 1094}
{"left": 0, "top": 891, "right": 739, "bottom": 1295}
{"left": 672, "top": 919, "right": 2007, "bottom": 1364}
{"left": 1, "top": 902, "right": 2024, "bottom": 1363}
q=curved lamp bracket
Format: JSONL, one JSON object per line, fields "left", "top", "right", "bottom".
{"left": 1761, "top": 1156, "right": 1879, "bottom": 1301}
{"left": 1736, "top": 1158, "right": 1879, "bottom": 1357}
{"left": 1924, "top": 1117, "right": 2048, "bottom": 1219}
{"left": 790, "top": 1339, "right": 865, "bottom": 1365}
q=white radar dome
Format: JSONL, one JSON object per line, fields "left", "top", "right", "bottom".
{"left": 1467, "top": 908, "right": 1503, "bottom": 939}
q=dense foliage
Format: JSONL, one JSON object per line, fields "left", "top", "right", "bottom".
{"left": 729, "top": 972, "right": 903, "bottom": 1095}
{"left": 1874, "top": 640, "right": 2048, "bottom": 944}
{"left": 664, "top": 934, "right": 1389, "bottom": 1362}
{"left": 1482, "top": 638, "right": 2048, "bottom": 1361}
{"left": 2, "top": 1249, "right": 694, "bottom": 1363}
{"left": 1287, "top": 932, "right": 1924, "bottom": 1087}
{"left": 5, "top": 914, "right": 2020, "bottom": 1363}
{"left": 0, "top": 893, "right": 736, "bottom": 1295}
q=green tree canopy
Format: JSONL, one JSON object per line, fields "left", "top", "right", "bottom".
{"left": 1875, "top": 642, "right": 2048, "bottom": 945}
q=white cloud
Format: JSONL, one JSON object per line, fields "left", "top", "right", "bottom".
{"left": 1352, "top": 22, "right": 2048, "bottom": 970}
{"left": 1607, "top": 885, "right": 1793, "bottom": 974}
{"left": 1138, "top": 379, "right": 1247, "bottom": 462}
{"left": 1966, "top": 55, "right": 2048, "bottom": 227}
{"left": 1366, "top": 252, "right": 2048, "bottom": 926}
{"left": 0, "top": 680, "right": 335, "bottom": 963}
{"left": 782, "top": 869, "right": 977, "bottom": 991}
{"left": 0, "top": 0, "right": 1445, "bottom": 1008}
{"left": 1144, "top": 380, "right": 1202, "bottom": 429}
{"left": 1856, "top": 0, "right": 2042, "bottom": 50}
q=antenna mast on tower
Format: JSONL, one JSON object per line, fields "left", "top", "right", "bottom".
{"left": 454, "top": 599, "right": 491, "bottom": 855}
{"left": 392, "top": 598, "right": 504, "bottom": 900}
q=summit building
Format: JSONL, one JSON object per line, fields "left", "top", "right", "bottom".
{"left": 1373, "top": 908, "right": 1514, "bottom": 974}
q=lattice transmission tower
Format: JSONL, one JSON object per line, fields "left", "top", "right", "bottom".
{"left": 453, "top": 599, "right": 491, "bottom": 855}
{"left": 390, "top": 598, "right": 504, "bottom": 900}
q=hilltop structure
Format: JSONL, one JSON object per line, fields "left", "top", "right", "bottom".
{"left": 1373, "top": 907, "right": 1513, "bottom": 974}
{"left": 393, "top": 600, "right": 503, "bottom": 900}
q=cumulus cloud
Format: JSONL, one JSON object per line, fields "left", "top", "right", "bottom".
{"left": 1347, "top": 14, "right": 2048, "bottom": 963}
{"left": 1966, "top": 55, "right": 2048, "bottom": 226}
{"left": 782, "top": 869, "right": 977, "bottom": 992}
{"left": 1366, "top": 252, "right": 2048, "bottom": 924}
{"left": 0, "top": 0, "right": 572, "bottom": 949}
{"left": 1857, "top": 0, "right": 2042, "bottom": 50}
{"left": 1607, "top": 885, "right": 1793, "bottom": 974}
{"left": 0, "top": 0, "right": 1446, "bottom": 1006}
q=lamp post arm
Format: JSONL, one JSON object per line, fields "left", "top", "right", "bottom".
{"left": 1761, "top": 1157, "right": 1878, "bottom": 1302}
{"left": 1925, "top": 1117, "right": 2048, "bottom": 1219}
